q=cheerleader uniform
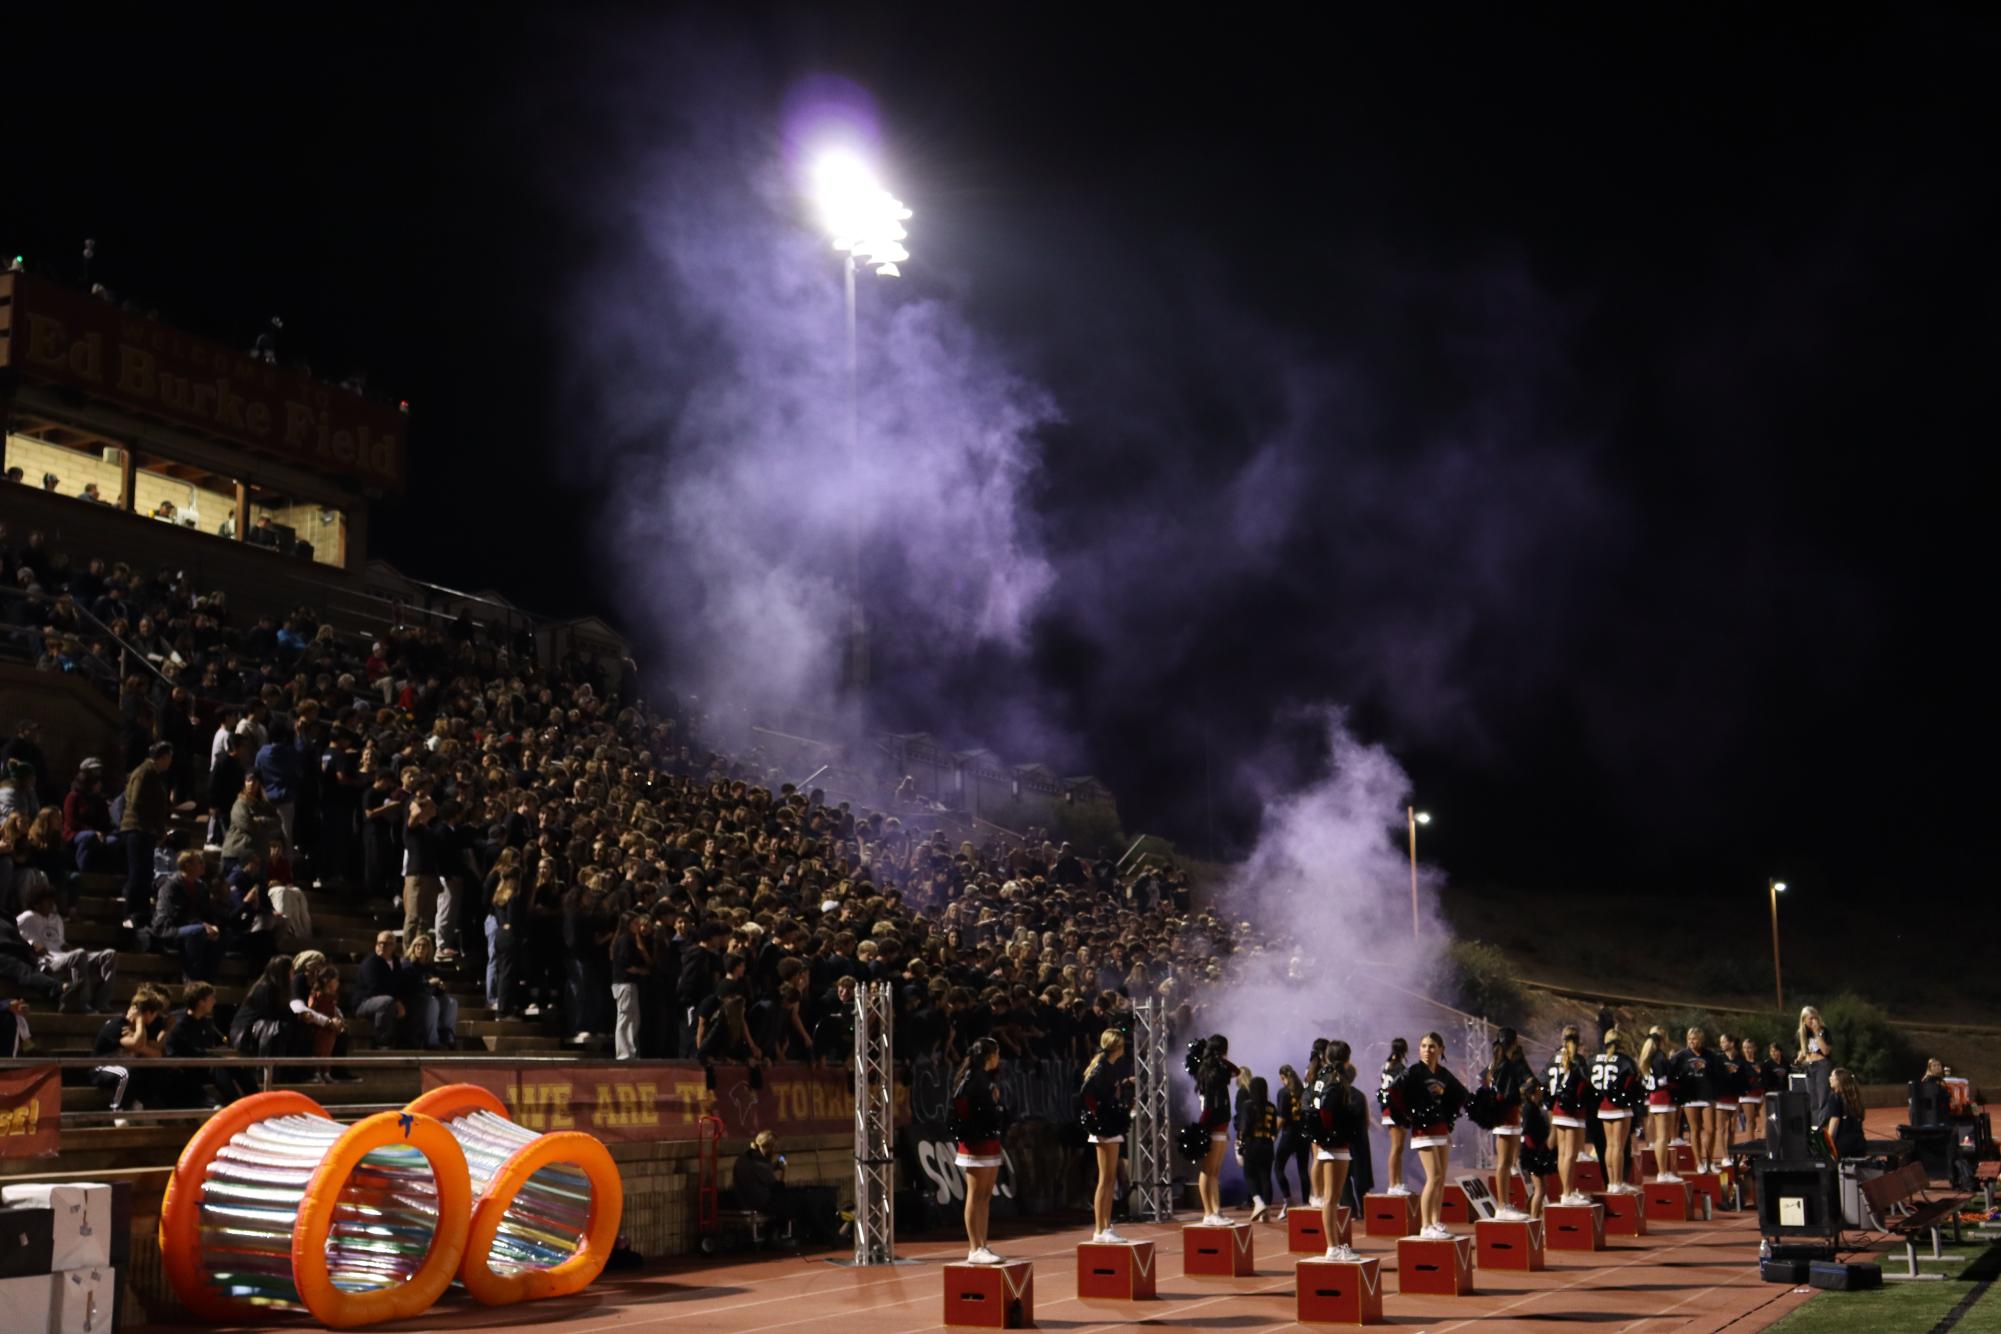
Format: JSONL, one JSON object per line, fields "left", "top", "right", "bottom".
{"left": 1308, "top": 1075, "right": 1365, "bottom": 1162}
{"left": 1591, "top": 1050, "right": 1640, "bottom": 1121}
{"left": 1545, "top": 1057, "right": 1591, "bottom": 1131}
{"left": 1490, "top": 1053, "right": 1532, "bottom": 1137}
{"left": 1079, "top": 1059, "right": 1131, "bottom": 1145}
{"left": 1668, "top": 1045, "right": 1714, "bottom": 1112}
{"left": 1378, "top": 1055, "right": 1406, "bottom": 1128}
{"left": 1396, "top": 1061, "right": 1470, "bottom": 1149}
{"left": 1712, "top": 1052, "right": 1742, "bottom": 1121}
{"left": 1200, "top": 1059, "right": 1239, "bottom": 1143}
{"left": 1738, "top": 1058, "right": 1764, "bottom": 1122}
{"left": 951, "top": 1066, "right": 1007, "bottom": 1169}
{"left": 1643, "top": 1048, "right": 1678, "bottom": 1116}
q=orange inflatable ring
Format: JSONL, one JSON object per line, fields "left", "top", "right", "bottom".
{"left": 289, "top": 1109, "right": 473, "bottom": 1329}
{"left": 406, "top": 1083, "right": 624, "bottom": 1305}
{"left": 159, "top": 1090, "right": 331, "bottom": 1322}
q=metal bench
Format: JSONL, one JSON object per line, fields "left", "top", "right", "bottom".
{"left": 1859, "top": 1161, "right": 1965, "bottom": 1280}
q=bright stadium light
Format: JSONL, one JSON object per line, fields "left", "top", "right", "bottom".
{"left": 812, "top": 149, "right": 912, "bottom": 277}
{"left": 1415, "top": 811, "right": 1432, "bottom": 825}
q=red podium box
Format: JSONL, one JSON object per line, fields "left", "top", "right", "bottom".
{"left": 1183, "top": 1222, "right": 1255, "bottom": 1277}
{"left": 1289, "top": 1206, "right": 1353, "bottom": 1253}
{"left": 1077, "top": 1241, "right": 1155, "bottom": 1300}
{"left": 1544, "top": 1202, "right": 1604, "bottom": 1251}
{"left": 1474, "top": 1216, "right": 1544, "bottom": 1271}
{"left": 1363, "top": 1192, "right": 1419, "bottom": 1238}
{"left": 1593, "top": 1190, "right": 1647, "bottom": 1237}
{"left": 1639, "top": 1147, "right": 1656, "bottom": 1177}
{"left": 1572, "top": 1159, "right": 1606, "bottom": 1194}
{"left": 1669, "top": 1141, "right": 1696, "bottom": 1172}
{"left": 1686, "top": 1171, "right": 1724, "bottom": 1210}
{"left": 944, "top": 1261, "right": 1035, "bottom": 1328}
{"left": 1440, "top": 1184, "right": 1473, "bottom": 1224}
{"left": 1644, "top": 1179, "right": 1691, "bottom": 1220}
{"left": 1396, "top": 1234, "right": 1474, "bottom": 1295}
{"left": 1297, "top": 1256, "right": 1383, "bottom": 1325}
{"left": 1493, "top": 1173, "right": 1560, "bottom": 1212}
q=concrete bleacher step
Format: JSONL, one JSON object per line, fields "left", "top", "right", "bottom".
{"left": 28, "top": 1005, "right": 512, "bottom": 1048}
{"left": 73, "top": 891, "right": 391, "bottom": 932}
{"left": 101, "top": 952, "right": 490, "bottom": 1003}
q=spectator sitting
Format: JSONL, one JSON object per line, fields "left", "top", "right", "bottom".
{"left": 163, "top": 980, "right": 255, "bottom": 1106}
{"left": 62, "top": 759, "right": 121, "bottom": 875}
{"left": 0, "top": 905, "right": 63, "bottom": 1005}
{"left": 151, "top": 848, "right": 223, "bottom": 981}
{"left": 0, "top": 720, "right": 46, "bottom": 800}
{"left": 732, "top": 1130, "right": 838, "bottom": 1245}
{"left": 0, "top": 758, "right": 37, "bottom": 822}
{"left": 16, "top": 881, "right": 117, "bottom": 1012}
{"left": 404, "top": 933, "right": 459, "bottom": 1050}
{"left": 230, "top": 956, "right": 294, "bottom": 1058}
{"left": 92, "top": 984, "right": 167, "bottom": 1122}
{"left": 352, "top": 930, "right": 416, "bottom": 1048}
{"left": 263, "top": 837, "right": 313, "bottom": 953}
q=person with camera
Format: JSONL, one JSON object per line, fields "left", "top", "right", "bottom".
{"left": 732, "top": 1130, "right": 837, "bottom": 1246}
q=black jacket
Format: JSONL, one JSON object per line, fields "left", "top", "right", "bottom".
{"left": 950, "top": 1068, "right": 1006, "bottom": 1145}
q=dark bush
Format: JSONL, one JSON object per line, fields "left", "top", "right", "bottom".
{"left": 1448, "top": 939, "right": 1529, "bottom": 1027}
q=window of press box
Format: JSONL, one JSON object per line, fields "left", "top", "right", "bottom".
{"left": 245, "top": 485, "right": 346, "bottom": 567}
{"left": 133, "top": 455, "right": 236, "bottom": 537}
{"left": 2, "top": 417, "right": 129, "bottom": 505}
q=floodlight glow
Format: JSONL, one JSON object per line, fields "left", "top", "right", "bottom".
{"left": 1773, "top": 881, "right": 1787, "bottom": 893}
{"left": 1415, "top": 811, "right": 1431, "bottom": 825}
{"left": 811, "top": 149, "right": 912, "bottom": 275}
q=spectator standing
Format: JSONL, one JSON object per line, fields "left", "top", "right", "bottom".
{"left": 611, "top": 911, "right": 652, "bottom": 1060}
{"left": 254, "top": 721, "right": 302, "bottom": 847}
{"left": 400, "top": 797, "right": 445, "bottom": 947}
{"left": 120, "top": 741, "right": 174, "bottom": 927}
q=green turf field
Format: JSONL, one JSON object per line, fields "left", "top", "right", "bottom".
{"left": 1765, "top": 1231, "right": 2001, "bottom": 1333}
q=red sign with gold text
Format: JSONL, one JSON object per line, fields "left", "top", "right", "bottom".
{"left": 0, "top": 1064, "right": 60, "bottom": 1159}
{"left": 0, "top": 272, "right": 406, "bottom": 490}
{"left": 421, "top": 1062, "right": 894, "bottom": 1141}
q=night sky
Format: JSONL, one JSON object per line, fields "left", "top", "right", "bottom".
{"left": 8, "top": 7, "right": 1992, "bottom": 904}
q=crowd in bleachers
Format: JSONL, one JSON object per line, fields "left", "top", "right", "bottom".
{"left": 2, "top": 518, "right": 1250, "bottom": 1113}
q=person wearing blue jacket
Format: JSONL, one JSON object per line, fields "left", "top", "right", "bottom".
{"left": 254, "top": 721, "right": 302, "bottom": 847}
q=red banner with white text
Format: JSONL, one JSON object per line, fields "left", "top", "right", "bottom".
{"left": 0, "top": 1064, "right": 61, "bottom": 1158}
{"left": 419, "top": 1062, "right": 884, "bottom": 1141}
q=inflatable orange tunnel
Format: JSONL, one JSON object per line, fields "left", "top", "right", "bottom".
{"left": 405, "top": 1083, "right": 624, "bottom": 1305}
{"left": 159, "top": 1091, "right": 472, "bottom": 1329}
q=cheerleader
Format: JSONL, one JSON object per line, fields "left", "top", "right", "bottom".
{"left": 1305, "top": 1040, "right": 1364, "bottom": 1260}
{"left": 1190, "top": 1035, "right": 1237, "bottom": 1226}
{"left": 1711, "top": 1032, "right": 1743, "bottom": 1168}
{"left": 1737, "top": 1037, "right": 1765, "bottom": 1135}
{"left": 951, "top": 1038, "right": 1007, "bottom": 1263}
{"left": 1760, "top": 1042, "right": 1790, "bottom": 1104}
{"left": 1545, "top": 1024, "right": 1592, "bottom": 1204}
{"left": 1669, "top": 1026, "right": 1716, "bottom": 1174}
{"left": 1273, "top": 1064, "right": 1312, "bottom": 1214}
{"left": 1485, "top": 1027, "right": 1534, "bottom": 1221}
{"left": 1518, "top": 1077, "right": 1556, "bottom": 1218}
{"left": 1078, "top": 1028, "right": 1134, "bottom": 1243}
{"left": 1394, "top": 1031, "right": 1469, "bottom": 1238}
{"left": 1589, "top": 1028, "right": 1643, "bottom": 1192}
{"left": 1638, "top": 1025, "right": 1682, "bottom": 1183}
{"left": 1378, "top": 1036, "right": 1411, "bottom": 1195}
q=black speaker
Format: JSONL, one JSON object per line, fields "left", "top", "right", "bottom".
{"left": 1765, "top": 1090, "right": 1813, "bottom": 1161}
{"left": 1755, "top": 1159, "right": 1840, "bottom": 1241}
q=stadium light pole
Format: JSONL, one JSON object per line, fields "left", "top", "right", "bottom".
{"left": 811, "top": 149, "right": 911, "bottom": 696}
{"left": 1406, "top": 807, "right": 1431, "bottom": 940}
{"left": 1768, "top": 879, "right": 1787, "bottom": 1011}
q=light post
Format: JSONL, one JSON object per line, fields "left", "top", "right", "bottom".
{"left": 1768, "top": 879, "right": 1787, "bottom": 1010}
{"left": 1406, "top": 806, "right": 1431, "bottom": 941}
{"left": 810, "top": 150, "right": 911, "bottom": 695}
